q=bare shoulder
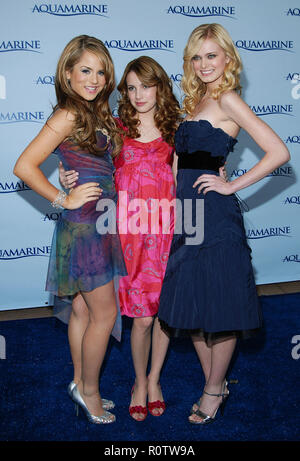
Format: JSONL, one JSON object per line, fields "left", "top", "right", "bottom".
{"left": 218, "top": 90, "right": 256, "bottom": 128}
{"left": 46, "top": 108, "right": 76, "bottom": 137}
{"left": 219, "top": 90, "right": 245, "bottom": 112}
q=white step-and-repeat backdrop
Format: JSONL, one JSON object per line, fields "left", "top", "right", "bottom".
{"left": 0, "top": 0, "right": 299, "bottom": 310}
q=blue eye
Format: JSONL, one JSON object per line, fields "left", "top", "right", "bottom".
{"left": 192, "top": 55, "right": 200, "bottom": 61}
{"left": 208, "top": 54, "right": 216, "bottom": 59}
{"left": 127, "top": 86, "right": 134, "bottom": 91}
{"left": 98, "top": 70, "right": 105, "bottom": 76}
{"left": 82, "top": 69, "right": 90, "bottom": 74}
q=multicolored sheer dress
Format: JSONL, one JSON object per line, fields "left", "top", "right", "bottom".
{"left": 46, "top": 131, "right": 127, "bottom": 339}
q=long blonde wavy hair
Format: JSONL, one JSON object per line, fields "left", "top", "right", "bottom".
{"left": 117, "top": 56, "right": 181, "bottom": 146}
{"left": 54, "top": 35, "right": 121, "bottom": 157}
{"left": 182, "top": 23, "right": 242, "bottom": 116}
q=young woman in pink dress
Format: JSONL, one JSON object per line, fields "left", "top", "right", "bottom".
{"left": 115, "top": 57, "right": 181, "bottom": 420}
{"left": 61, "top": 56, "right": 181, "bottom": 421}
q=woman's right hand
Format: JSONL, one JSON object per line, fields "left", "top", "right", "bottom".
{"left": 63, "top": 182, "right": 102, "bottom": 209}
{"left": 59, "top": 161, "right": 78, "bottom": 189}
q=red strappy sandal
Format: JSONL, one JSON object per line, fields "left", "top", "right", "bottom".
{"left": 148, "top": 399, "right": 166, "bottom": 416}
{"left": 129, "top": 385, "right": 148, "bottom": 421}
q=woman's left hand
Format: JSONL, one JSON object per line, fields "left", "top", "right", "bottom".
{"left": 193, "top": 174, "right": 233, "bottom": 195}
{"left": 59, "top": 161, "right": 78, "bottom": 189}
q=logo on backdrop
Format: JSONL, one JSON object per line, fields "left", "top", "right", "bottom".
{"left": 0, "top": 246, "right": 51, "bottom": 260}
{"left": 170, "top": 73, "right": 182, "bottom": 83}
{"left": 235, "top": 40, "right": 294, "bottom": 53}
{"left": 32, "top": 3, "right": 109, "bottom": 17}
{"left": 283, "top": 255, "right": 300, "bottom": 263}
{"left": 285, "top": 72, "right": 300, "bottom": 81}
{"left": 0, "top": 75, "right": 5, "bottom": 99}
{"left": 166, "top": 5, "right": 236, "bottom": 18}
{"left": 284, "top": 195, "right": 300, "bottom": 205}
{"left": 250, "top": 104, "right": 293, "bottom": 116}
{"left": 104, "top": 39, "right": 175, "bottom": 52}
{"left": 0, "top": 111, "right": 45, "bottom": 124}
{"left": 0, "top": 180, "right": 31, "bottom": 193}
{"left": 231, "top": 166, "right": 293, "bottom": 179}
{"left": 246, "top": 225, "right": 292, "bottom": 240}
{"left": 286, "top": 8, "right": 300, "bottom": 16}
{"left": 43, "top": 212, "right": 61, "bottom": 221}
{"left": 286, "top": 135, "right": 300, "bottom": 144}
{"left": 36, "top": 75, "right": 55, "bottom": 85}
{"left": 0, "top": 40, "right": 41, "bottom": 53}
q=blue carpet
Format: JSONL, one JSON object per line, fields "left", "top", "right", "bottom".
{"left": 0, "top": 293, "right": 299, "bottom": 442}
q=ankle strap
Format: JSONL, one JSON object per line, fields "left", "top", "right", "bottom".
{"left": 203, "top": 390, "right": 226, "bottom": 398}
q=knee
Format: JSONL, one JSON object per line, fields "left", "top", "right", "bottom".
{"left": 90, "top": 301, "right": 117, "bottom": 325}
{"left": 133, "top": 316, "right": 154, "bottom": 334}
{"left": 72, "top": 294, "right": 89, "bottom": 320}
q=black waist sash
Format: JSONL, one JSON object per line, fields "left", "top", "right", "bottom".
{"left": 177, "top": 151, "right": 224, "bottom": 172}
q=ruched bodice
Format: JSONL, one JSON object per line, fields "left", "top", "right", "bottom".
{"left": 175, "top": 120, "right": 237, "bottom": 160}
{"left": 55, "top": 131, "right": 117, "bottom": 224}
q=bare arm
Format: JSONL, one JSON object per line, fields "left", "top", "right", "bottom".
{"left": 221, "top": 91, "right": 290, "bottom": 193}
{"left": 194, "top": 91, "right": 290, "bottom": 195}
{"left": 172, "top": 153, "right": 178, "bottom": 186}
{"left": 14, "top": 109, "right": 101, "bottom": 208}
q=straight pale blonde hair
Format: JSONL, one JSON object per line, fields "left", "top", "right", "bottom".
{"left": 182, "top": 23, "right": 242, "bottom": 115}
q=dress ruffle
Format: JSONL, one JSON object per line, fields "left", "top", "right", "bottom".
{"left": 175, "top": 120, "right": 237, "bottom": 160}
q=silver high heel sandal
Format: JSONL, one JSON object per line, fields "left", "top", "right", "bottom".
{"left": 71, "top": 384, "right": 116, "bottom": 424}
{"left": 190, "top": 380, "right": 229, "bottom": 415}
{"left": 189, "top": 382, "right": 229, "bottom": 425}
{"left": 68, "top": 381, "right": 115, "bottom": 410}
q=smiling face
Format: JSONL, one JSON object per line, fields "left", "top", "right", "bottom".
{"left": 126, "top": 71, "right": 157, "bottom": 115}
{"left": 66, "top": 50, "right": 106, "bottom": 101}
{"left": 191, "top": 38, "right": 230, "bottom": 90}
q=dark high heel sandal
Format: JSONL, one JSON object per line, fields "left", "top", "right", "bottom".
{"left": 189, "top": 384, "right": 229, "bottom": 425}
{"left": 190, "top": 380, "right": 228, "bottom": 415}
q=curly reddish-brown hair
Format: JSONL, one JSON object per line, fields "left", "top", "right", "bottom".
{"left": 117, "top": 56, "right": 181, "bottom": 146}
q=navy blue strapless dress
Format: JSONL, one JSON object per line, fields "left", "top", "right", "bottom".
{"left": 158, "top": 120, "right": 262, "bottom": 340}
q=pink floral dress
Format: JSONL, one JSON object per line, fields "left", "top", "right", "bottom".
{"left": 114, "top": 125, "right": 175, "bottom": 318}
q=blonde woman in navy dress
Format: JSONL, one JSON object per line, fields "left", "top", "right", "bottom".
{"left": 158, "top": 24, "right": 290, "bottom": 424}
{"left": 14, "top": 36, "right": 127, "bottom": 424}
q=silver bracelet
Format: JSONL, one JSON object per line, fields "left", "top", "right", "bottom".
{"left": 51, "top": 190, "right": 67, "bottom": 209}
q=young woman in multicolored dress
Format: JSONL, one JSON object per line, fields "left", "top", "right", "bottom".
{"left": 14, "top": 35, "right": 127, "bottom": 425}
{"left": 61, "top": 56, "right": 182, "bottom": 421}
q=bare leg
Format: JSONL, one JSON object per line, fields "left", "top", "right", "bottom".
{"left": 191, "top": 335, "right": 212, "bottom": 383}
{"left": 77, "top": 281, "right": 117, "bottom": 417}
{"left": 189, "top": 336, "right": 236, "bottom": 423}
{"left": 68, "top": 293, "right": 89, "bottom": 384}
{"left": 147, "top": 317, "right": 169, "bottom": 415}
{"left": 190, "top": 335, "right": 212, "bottom": 412}
{"left": 129, "top": 316, "right": 154, "bottom": 420}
